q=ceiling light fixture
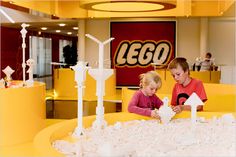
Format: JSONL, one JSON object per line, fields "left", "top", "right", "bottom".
{"left": 67, "top": 32, "right": 72, "bottom": 35}
{"left": 41, "top": 27, "right": 47, "bottom": 30}
{"left": 80, "top": 0, "right": 176, "bottom": 12}
{"left": 59, "top": 23, "right": 66, "bottom": 27}
{"left": 56, "top": 30, "right": 61, "bottom": 33}
{"left": 73, "top": 27, "right": 79, "bottom": 30}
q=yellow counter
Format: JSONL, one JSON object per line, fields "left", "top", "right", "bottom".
{"left": 158, "top": 70, "right": 221, "bottom": 94}
{"left": 0, "top": 81, "right": 46, "bottom": 146}
{"left": 53, "top": 68, "right": 117, "bottom": 101}
{"left": 166, "top": 70, "right": 221, "bottom": 83}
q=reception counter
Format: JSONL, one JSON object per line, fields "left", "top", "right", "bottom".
{"left": 157, "top": 70, "right": 221, "bottom": 84}
{"left": 157, "top": 70, "right": 221, "bottom": 94}
{"left": 0, "top": 81, "right": 46, "bottom": 146}
{"left": 53, "top": 68, "right": 117, "bottom": 101}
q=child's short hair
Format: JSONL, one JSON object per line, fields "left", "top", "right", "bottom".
{"left": 206, "top": 52, "right": 212, "bottom": 58}
{"left": 139, "top": 71, "right": 162, "bottom": 89}
{"left": 168, "top": 57, "right": 189, "bottom": 72}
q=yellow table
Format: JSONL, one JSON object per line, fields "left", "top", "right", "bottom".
{"left": 33, "top": 111, "right": 235, "bottom": 156}
{"left": 0, "top": 81, "right": 46, "bottom": 146}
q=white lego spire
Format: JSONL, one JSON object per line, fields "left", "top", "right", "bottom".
{"left": 184, "top": 92, "right": 204, "bottom": 124}
{"left": 85, "top": 34, "right": 115, "bottom": 129}
{"left": 20, "top": 23, "right": 29, "bottom": 85}
{"left": 71, "top": 61, "right": 89, "bottom": 137}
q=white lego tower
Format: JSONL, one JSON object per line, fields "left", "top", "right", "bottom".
{"left": 85, "top": 34, "right": 114, "bottom": 129}
{"left": 20, "top": 23, "right": 29, "bottom": 85}
{"left": 26, "top": 59, "right": 35, "bottom": 87}
{"left": 71, "top": 61, "right": 89, "bottom": 137}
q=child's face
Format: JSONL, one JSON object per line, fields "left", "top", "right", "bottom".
{"left": 143, "top": 82, "right": 158, "bottom": 96}
{"left": 170, "top": 65, "right": 189, "bottom": 84}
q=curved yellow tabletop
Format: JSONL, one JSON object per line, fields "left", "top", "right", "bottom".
{"left": 33, "top": 111, "right": 235, "bottom": 156}
{"left": 0, "top": 81, "right": 46, "bottom": 146}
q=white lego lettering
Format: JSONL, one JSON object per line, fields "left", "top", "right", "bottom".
{"left": 127, "top": 43, "right": 141, "bottom": 65}
{"left": 138, "top": 43, "right": 155, "bottom": 65}
{"left": 116, "top": 42, "right": 128, "bottom": 65}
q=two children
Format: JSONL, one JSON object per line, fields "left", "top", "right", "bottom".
{"left": 128, "top": 57, "right": 207, "bottom": 118}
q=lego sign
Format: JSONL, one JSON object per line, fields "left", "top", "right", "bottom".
{"left": 111, "top": 21, "right": 176, "bottom": 86}
{"left": 114, "top": 40, "right": 172, "bottom": 66}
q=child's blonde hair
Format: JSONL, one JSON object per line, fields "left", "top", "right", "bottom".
{"left": 139, "top": 71, "right": 162, "bottom": 89}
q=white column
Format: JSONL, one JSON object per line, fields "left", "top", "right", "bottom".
{"left": 234, "top": 4, "right": 236, "bottom": 85}
{"left": 200, "top": 17, "right": 208, "bottom": 58}
{"left": 78, "top": 20, "right": 86, "bottom": 61}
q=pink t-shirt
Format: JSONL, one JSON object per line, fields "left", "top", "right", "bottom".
{"left": 171, "top": 78, "right": 207, "bottom": 109}
{"left": 128, "top": 90, "right": 163, "bottom": 117}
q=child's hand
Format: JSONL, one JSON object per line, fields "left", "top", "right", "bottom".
{"left": 172, "top": 105, "right": 182, "bottom": 113}
{"left": 151, "top": 110, "right": 160, "bottom": 119}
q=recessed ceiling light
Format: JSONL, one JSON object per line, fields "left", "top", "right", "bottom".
{"left": 92, "top": 2, "right": 164, "bottom": 12}
{"left": 73, "top": 27, "right": 79, "bottom": 30}
{"left": 41, "top": 27, "right": 47, "bottom": 30}
{"left": 80, "top": 0, "right": 176, "bottom": 12}
{"left": 56, "top": 30, "right": 61, "bottom": 33}
{"left": 59, "top": 23, "right": 66, "bottom": 27}
{"left": 67, "top": 32, "right": 72, "bottom": 35}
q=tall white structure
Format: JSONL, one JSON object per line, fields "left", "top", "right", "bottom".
{"left": 20, "top": 23, "right": 29, "bottom": 85}
{"left": 85, "top": 34, "right": 114, "bottom": 129}
{"left": 71, "top": 61, "right": 89, "bottom": 137}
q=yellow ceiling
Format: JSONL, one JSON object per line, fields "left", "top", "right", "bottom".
{"left": 2, "top": 0, "right": 235, "bottom": 18}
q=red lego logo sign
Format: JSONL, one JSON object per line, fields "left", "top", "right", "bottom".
{"left": 114, "top": 40, "right": 172, "bottom": 67}
{"left": 111, "top": 21, "right": 176, "bottom": 86}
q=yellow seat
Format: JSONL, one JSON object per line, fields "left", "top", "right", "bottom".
{"left": 121, "top": 87, "right": 136, "bottom": 112}
{"left": 204, "top": 94, "right": 236, "bottom": 112}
